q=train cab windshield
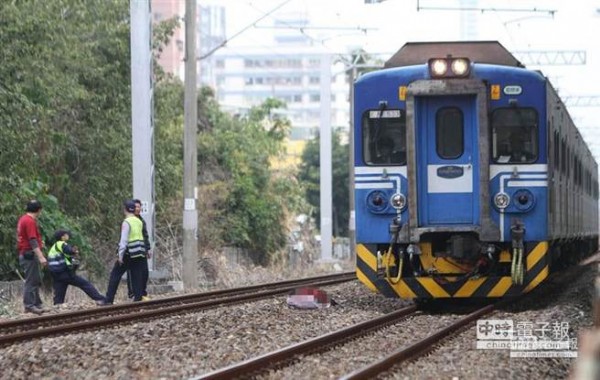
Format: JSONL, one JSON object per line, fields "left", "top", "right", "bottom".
{"left": 491, "top": 108, "right": 538, "bottom": 164}
{"left": 362, "top": 109, "right": 407, "bottom": 165}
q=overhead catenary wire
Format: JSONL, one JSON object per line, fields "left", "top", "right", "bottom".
{"left": 198, "top": 0, "right": 294, "bottom": 60}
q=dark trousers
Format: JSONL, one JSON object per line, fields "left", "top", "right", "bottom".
{"left": 127, "top": 258, "right": 149, "bottom": 298}
{"left": 106, "top": 257, "right": 146, "bottom": 302}
{"left": 19, "top": 253, "right": 42, "bottom": 309}
{"left": 51, "top": 270, "right": 105, "bottom": 305}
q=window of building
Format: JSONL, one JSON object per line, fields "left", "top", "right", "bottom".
{"left": 309, "top": 76, "right": 320, "bottom": 84}
{"left": 491, "top": 108, "right": 538, "bottom": 164}
{"left": 310, "top": 94, "right": 320, "bottom": 102}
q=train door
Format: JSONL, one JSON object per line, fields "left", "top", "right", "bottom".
{"left": 415, "top": 95, "right": 479, "bottom": 226}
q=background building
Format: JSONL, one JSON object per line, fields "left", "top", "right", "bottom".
{"left": 198, "top": 4, "right": 226, "bottom": 87}
{"left": 153, "top": 3, "right": 349, "bottom": 147}
{"left": 152, "top": 0, "right": 185, "bottom": 79}
{"left": 213, "top": 45, "right": 350, "bottom": 140}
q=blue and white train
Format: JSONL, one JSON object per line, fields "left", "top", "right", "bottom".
{"left": 354, "top": 41, "right": 598, "bottom": 299}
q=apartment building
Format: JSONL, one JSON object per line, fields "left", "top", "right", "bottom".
{"left": 152, "top": 3, "right": 351, "bottom": 143}
{"left": 213, "top": 45, "right": 350, "bottom": 140}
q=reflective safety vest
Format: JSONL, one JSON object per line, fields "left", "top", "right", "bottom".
{"left": 125, "top": 216, "right": 146, "bottom": 258}
{"left": 48, "top": 241, "right": 71, "bottom": 273}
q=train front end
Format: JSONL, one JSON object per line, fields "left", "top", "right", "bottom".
{"left": 354, "top": 42, "right": 550, "bottom": 299}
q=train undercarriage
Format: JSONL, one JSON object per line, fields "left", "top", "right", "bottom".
{"left": 356, "top": 233, "right": 598, "bottom": 299}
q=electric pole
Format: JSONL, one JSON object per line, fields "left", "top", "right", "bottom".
{"left": 130, "top": 0, "right": 155, "bottom": 270}
{"left": 319, "top": 53, "right": 333, "bottom": 261}
{"left": 348, "top": 65, "right": 357, "bottom": 260}
{"left": 183, "top": 0, "right": 198, "bottom": 290}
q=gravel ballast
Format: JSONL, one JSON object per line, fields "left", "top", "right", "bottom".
{"left": 0, "top": 264, "right": 595, "bottom": 379}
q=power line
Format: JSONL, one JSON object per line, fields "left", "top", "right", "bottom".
{"left": 198, "top": 0, "right": 294, "bottom": 60}
{"left": 416, "top": 0, "right": 557, "bottom": 15}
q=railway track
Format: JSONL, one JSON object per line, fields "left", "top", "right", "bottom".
{"left": 0, "top": 271, "right": 355, "bottom": 346}
{"left": 191, "top": 303, "right": 497, "bottom": 380}
{"left": 192, "top": 257, "right": 594, "bottom": 379}
{"left": 341, "top": 304, "right": 496, "bottom": 380}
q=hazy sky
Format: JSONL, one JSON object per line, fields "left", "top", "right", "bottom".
{"left": 207, "top": 0, "right": 600, "bottom": 155}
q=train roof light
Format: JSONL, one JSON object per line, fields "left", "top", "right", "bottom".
{"left": 428, "top": 57, "right": 471, "bottom": 78}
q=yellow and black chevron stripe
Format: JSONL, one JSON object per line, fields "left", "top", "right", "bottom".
{"left": 356, "top": 241, "right": 549, "bottom": 298}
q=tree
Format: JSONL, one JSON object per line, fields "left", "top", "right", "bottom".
{"left": 0, "top": 0, "right": 303, "bottom": 279}
{"left": 298, "top": 130, "right": 349, "bottom": 237}
{"left": 196, "top": 96, "right": 304, "bottom": 265}
{"left": 0, "top": 0, "right": 133, "bottom": 279}
{"left": 0, "top": 0, "right": 185, "bottom": 279}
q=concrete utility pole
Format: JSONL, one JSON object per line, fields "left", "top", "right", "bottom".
{"left": 348, "top": 66, "right": 357, "bottom": 260}
{"left": 130, "top": 0, "right": 155, "bottom": 270}
{"left": 183, "top": 0, "right": 198, "bottom": 289}
{"left": 319, "top": 54, "right": 333, "bottom": 261}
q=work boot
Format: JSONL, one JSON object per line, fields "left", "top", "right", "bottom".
{"left": 141, "top": 296, "right": 151, "bottom": 301}
{"left": 25, "top": 306, "right": 44, "bottom": 315}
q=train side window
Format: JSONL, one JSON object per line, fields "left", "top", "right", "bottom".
{"left": 553, "top": 131, "right": 560, "bottom": 170}
{"left": 577, "top": 160, "right": 581, "bottom": 187}
{"left": 362, "top": 109, "right": 407, "bottom": 165}
{"left": 491, "top": 108, "right": 538, "bottom": 164}
{"left": 435, "top": 107, "right": 463, "bottom": 159}
{"left": 561, "top": 139, "right": 566, "bottom": 173}
{"left": 567, "top": 147, "right": 571, "bottom": 178}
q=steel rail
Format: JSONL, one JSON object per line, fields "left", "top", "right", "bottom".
{"left": 0, "top": 272, "right": 355, "bottom": 345}
{"left": 340, "top": 304, "right": 495, "bottom": 380}
{"left": 192, "top": 305, "right": 418, "bottom": 380}
{"left": 0, "top": 272, "right": 355, "bottom": 333}
{"left": 340, "top": 260, "right": 595, "bottom": 380}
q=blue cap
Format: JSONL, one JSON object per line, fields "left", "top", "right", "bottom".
{"left": 124, "top": 200, "right": 136, "bottom": 213}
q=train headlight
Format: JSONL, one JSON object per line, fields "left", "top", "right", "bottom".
{"left": 451, "top": 58, "right": 469, "bottom": 76}
{"left": 366, "top": 190, "right": 388, "bottom": 213}
{"left": 428, "top": 57, "right": 471, "bottom": 78}
{"left": 429, "top": 59, "right": 448, "bottom": 77}
{"left": 493, "top": 192, "right": 510, "bottom": 210}
{"left": 390, "top": 193, "right": 407, "bottom": 210}
{"left": 513, "top": 189, "right": 535, "bottom": 211}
